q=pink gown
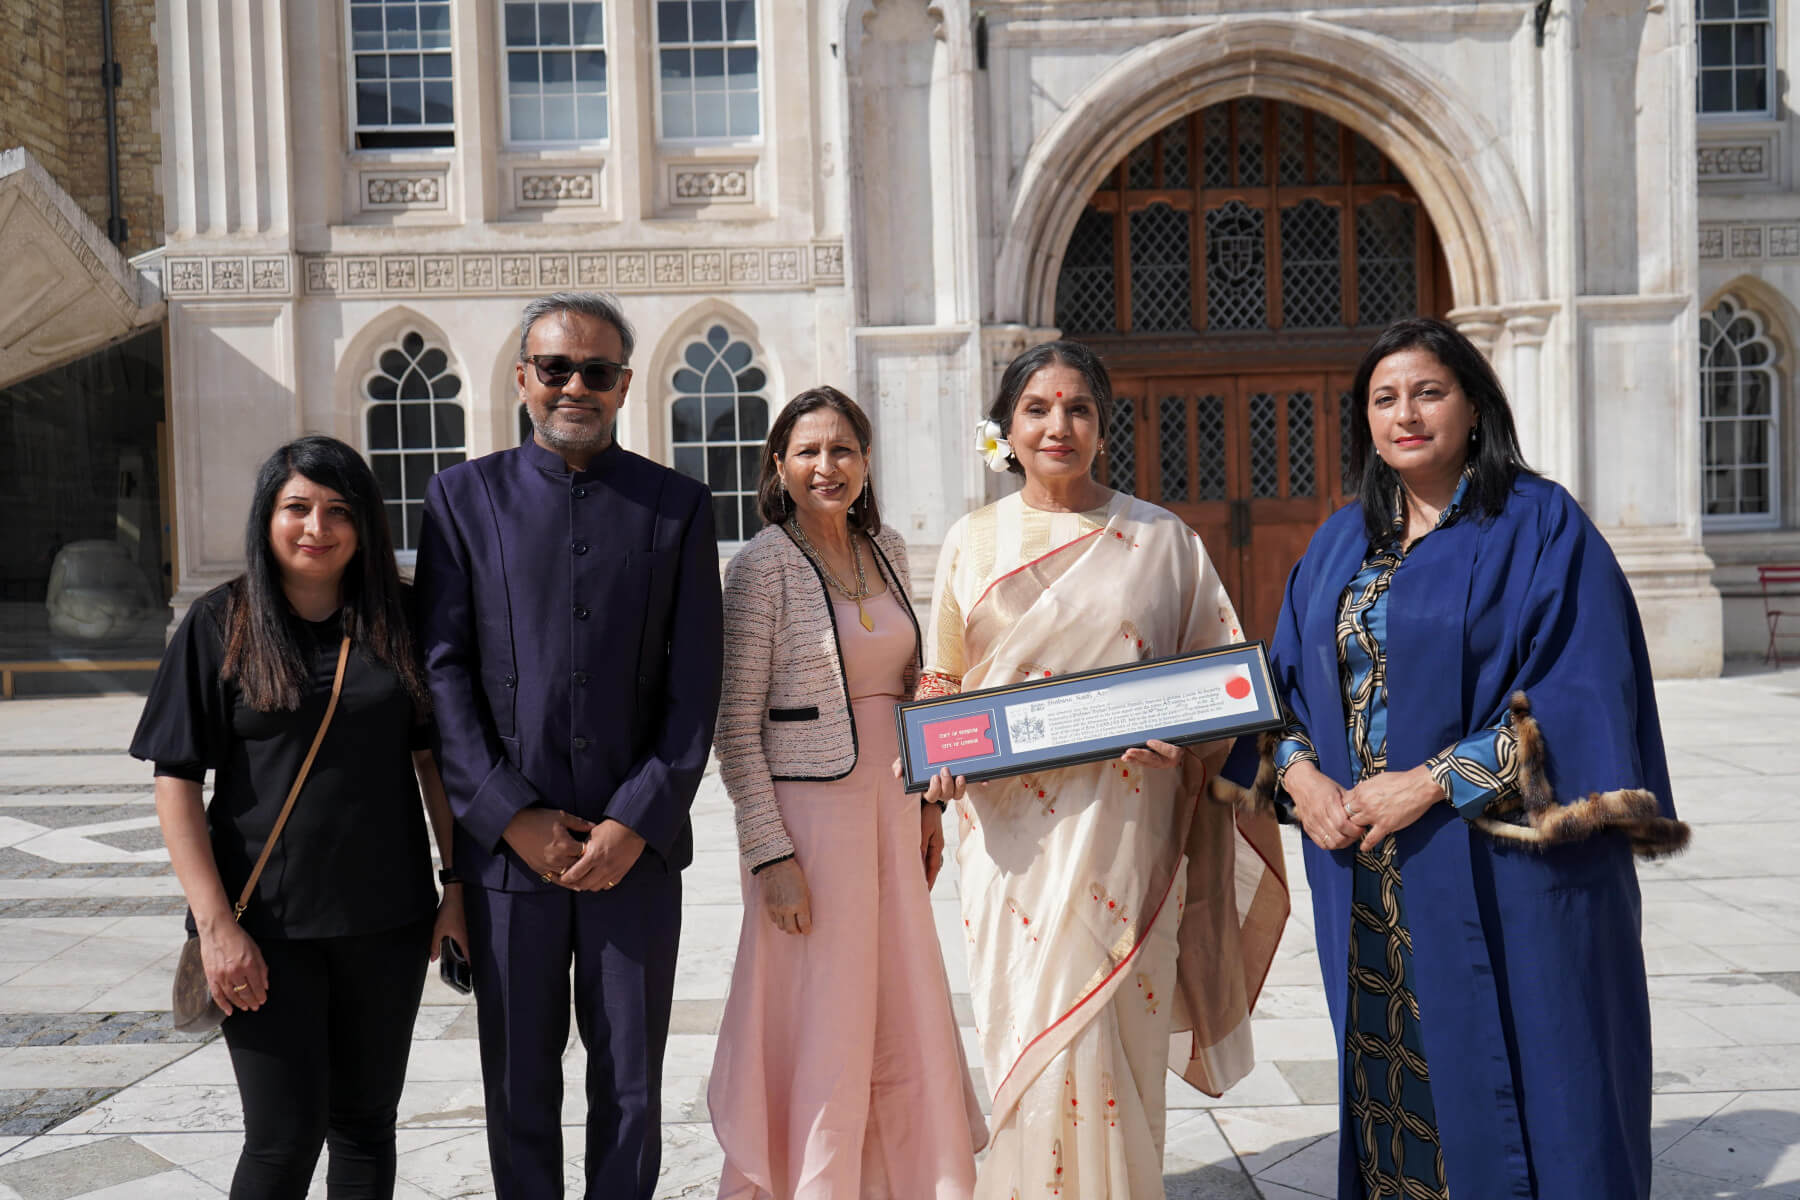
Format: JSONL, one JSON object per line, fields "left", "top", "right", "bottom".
{"left": 710, "top": 588, "right": 986, "bottom": 1200}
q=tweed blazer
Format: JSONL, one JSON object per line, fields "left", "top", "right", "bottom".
{"left": 717, "top": 521, "right": 921, "bottom": 871}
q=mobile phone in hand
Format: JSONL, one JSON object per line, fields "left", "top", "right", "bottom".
{"left": 439, "top": 936, "right": 473, "bottom": 994}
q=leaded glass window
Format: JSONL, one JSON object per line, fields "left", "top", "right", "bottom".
{"left": 364, "top": 332, "right": 465, "bottom": 551}
{"left": 1130, "top": 203, "right": 1191, "bottom": 332}
{"left": 1698, "top": 0, "right": 1773, "bottom": 116}
{"left": 1054, "top": 100, "right": 1434, "bottom": 337}
{"left": 349, "top": 1, "right": 454, "bottom": 149}
{"left": 657, "top": 0, "right": 760, "bottom": 139}
{"left": 505, "top": 2, "right": 609, "bottom": 143}
{"left": 1700, "top": 296, "right": 1780, "bottom": 525}
{"left": 670, "top": 324, "right": 769, "bottom": 541}
{"left": 1288, "top": 392, "right": 1317, "bottom": 498}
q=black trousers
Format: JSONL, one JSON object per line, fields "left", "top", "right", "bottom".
{"left": 467, "top": 860, "right": 681, "bottom": 1200}
{"left": 220, "top": 917, "right": 433, "bottom": 1200}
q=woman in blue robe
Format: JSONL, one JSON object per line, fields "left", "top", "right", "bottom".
{"left": 1215, "top": 318, "right": 1689, "bottom": 1200}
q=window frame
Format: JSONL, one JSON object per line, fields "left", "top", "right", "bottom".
{"left": 1700, "top": 295, "right": 1784, "bottom": 532}
{"left": 361, "top": 331, "right": 469, "bottom": 560}
{"left": 652, "top": 0, "right": 765, "bottom": 145}
{"left": 345, "top": 0, "right": 458, "bottom": 151}
{"left": 665, "top": 323, "right": 772, "bottom": 547}
{"left": 498, "top": 0, "right": 613, "bottom": 149}
{"left": 1697, "top": 0, "right": 1777, "bottom": 121}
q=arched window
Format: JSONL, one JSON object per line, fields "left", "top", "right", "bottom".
{"left": 1054, "top": 99, "right": 1441, "bottom": 336}
{"left": 364, "top": 331, "right": 465, "bottom": 551}
{"left": 1700, "top": 296, "right": 1781, "bottom": 528}
{"left": 669, "top": 324, "right": 769, "bottom": 542}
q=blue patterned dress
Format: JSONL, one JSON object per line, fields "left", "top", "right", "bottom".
{"left": 1273, "top": 478, "right": 1522, "bottom": 1200}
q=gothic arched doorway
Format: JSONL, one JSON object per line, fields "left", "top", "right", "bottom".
{"left": 1055, "top": 98, "right": 1451, "bottom": 639}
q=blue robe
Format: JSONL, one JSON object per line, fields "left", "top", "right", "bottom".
{"left": 415, "top": 437, "right": 723, "bottom": 1199}
{"left": 1222, "top": 473, "right": 1687, "bottom": 1200}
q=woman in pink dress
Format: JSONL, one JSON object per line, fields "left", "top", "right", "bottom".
{"left": 709, "top": 386, "right": 986, "bottom": 1199}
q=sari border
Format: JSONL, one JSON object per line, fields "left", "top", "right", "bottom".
{"left": 969, "top": 527, "right": 1105, "bottom": 620}
{"left": 987, "top": 789, "right": 1193, "bottom": 1121}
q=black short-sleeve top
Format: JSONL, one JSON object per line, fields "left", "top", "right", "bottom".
{"left": 130, "top": 584, "right": 437, "bottom": 940}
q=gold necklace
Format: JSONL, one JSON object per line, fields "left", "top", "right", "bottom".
{"left": 788, "top": 518, "right": 875, "bottom": 632}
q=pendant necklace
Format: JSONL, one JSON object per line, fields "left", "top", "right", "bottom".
{"left": 789, "top": 519, "right": 875, "bottom": 631}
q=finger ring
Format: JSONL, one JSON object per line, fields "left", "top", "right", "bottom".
{"left": 231, "top": 983, "right": 248, "bottom": 991}
{"left": 601, "top": 881, "right": 613, "bottom": 890}
{"left": 540, "top": 871, "right": 556, "bottom": 883}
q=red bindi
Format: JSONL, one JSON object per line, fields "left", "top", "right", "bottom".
{"left": 1055, "top": 391, "right": 1063, "bottom": 397}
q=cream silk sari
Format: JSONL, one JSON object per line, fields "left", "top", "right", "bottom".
{"left": 923, "top": 491, "right": 1288, "bottom": 1199}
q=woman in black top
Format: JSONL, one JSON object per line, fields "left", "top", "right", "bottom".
{"left": 132, "top": 435, "right": 466, "bottom": 1200}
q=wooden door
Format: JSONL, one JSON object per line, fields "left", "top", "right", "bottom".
{"left": 1121, "top": 371, "right": 1352, "bottom": 642}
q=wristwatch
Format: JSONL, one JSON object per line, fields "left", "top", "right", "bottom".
{"left": 438, "top": 868, "right": 462, "bottom": 885}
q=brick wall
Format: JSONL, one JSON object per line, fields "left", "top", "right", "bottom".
{"left": 0, "top": 0, "right": 163, "bottom": 256}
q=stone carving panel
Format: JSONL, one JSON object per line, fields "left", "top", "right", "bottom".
{"left": 517, "top": 171, "right": 601, "bottom": 208}
{"left": 362, "top": 174, "right": 448, "bottom": 210}
{"left": 1697, "top": 141, "right": 1773, "bottom": 183}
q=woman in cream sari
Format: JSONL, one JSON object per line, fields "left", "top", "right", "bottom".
{"left": 920, "top": 341, "right": 1289, "bottom": 1197}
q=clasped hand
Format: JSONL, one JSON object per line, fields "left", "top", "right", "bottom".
{"left": 502, "top": 808, "right": 646, "bottom": 890}
{"left": 1286, "top": 759, "right": 1445, "bottom": 852}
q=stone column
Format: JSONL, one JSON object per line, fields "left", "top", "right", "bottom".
{"left": 158, "top": 0, "right": 298, "bottom": 625}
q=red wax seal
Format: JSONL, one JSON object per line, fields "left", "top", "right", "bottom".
{"left": 1224, "top": 673, "right": 1252, "bottom": 700}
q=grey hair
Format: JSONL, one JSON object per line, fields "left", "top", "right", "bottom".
{"left": 517, "top": 291, "right": 637, "bottom": 362}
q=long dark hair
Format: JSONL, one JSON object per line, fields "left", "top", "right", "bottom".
{"left": 987, "top": 339, "right": 1113, "bottom": 478}
{"left": 222, "top": 435, "right": 429, "bottom": 712}
{"left": 1347, "top": 318, "right": 1534, "bottom": 546}
{"left": 756, "top": 386, "right": 883, "bottom": 536}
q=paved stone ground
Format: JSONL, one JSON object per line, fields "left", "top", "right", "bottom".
{"left": 0, "top": 669, "right": 1798, "bottom": 1198}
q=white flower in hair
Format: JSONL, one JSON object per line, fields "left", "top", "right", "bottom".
{"left": 974, "top": 418, "right": 1015, "bottom": 473}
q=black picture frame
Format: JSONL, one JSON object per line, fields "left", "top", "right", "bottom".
{"left": 894, "top": 641, "right": 1281, "bottom": 793}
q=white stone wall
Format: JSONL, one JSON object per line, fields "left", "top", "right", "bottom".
{"left": 1698, "top": 1, "right": 1800, "bottom": 660}
{"left": 154, "top": 0, "right": 1724, "bottom": 673}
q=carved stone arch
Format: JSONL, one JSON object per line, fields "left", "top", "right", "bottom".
{"left": 639, "top": 299, "right": 784, "bottom": 465}
{"left": 1702, "top": 277, "right": 1800, "bottom": 369}
{"left": 992, "top": 18, "right": 1542, "bottom": 330}
{"left": 334, "top": 305, "right": 469, "bottom": 439}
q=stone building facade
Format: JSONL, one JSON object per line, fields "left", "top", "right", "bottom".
{"left": 14, "top": 1, "right": 1800, "bottom": 676}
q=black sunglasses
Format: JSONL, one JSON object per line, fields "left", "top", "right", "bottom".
{"left": 523, "top": 354, "right": 631, "bottom": 392}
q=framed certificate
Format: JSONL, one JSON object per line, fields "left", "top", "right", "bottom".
{"left": 894, "top": 641, "right": 1282, "bottom": 793}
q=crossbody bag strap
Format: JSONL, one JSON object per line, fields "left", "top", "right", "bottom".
{"left": 232, "top": 636, "right": 352, "bottom": 921}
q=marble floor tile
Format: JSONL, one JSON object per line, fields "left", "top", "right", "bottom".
{"left": 1713, "top": 944, "right": 1800, "bottom": 973}
{"left": 64, "top": 1168, "right": 223, "bottom": 1199}
{"left": 0, "top": 1135, "right": 174, "bottom": 1200}
{"left": 672, "top": 904, "right": 740, "bottom": 1001}
{"left": 1244, "top": 1017, "right": 1337, "bottom": 1062}
{"left": 51, "top": 1084, "right": 242, "bottom": 1137}
{"left": 1689, "top": 1004, "right": 1800, "bottom": 1046}
{"left": 1655, "top": 1091, "right": 1800, "bottom": 1193}
{"left": 1652, "top": 1003, "right": 1743, "bottom": 1049}
{"left": 1651, "top": 1091, "right": 1741, "bottom": 1157}
{"left": 1208, "top": 1104, "right": 1339, "bottom": 1178}
{"left": 1654, "top": 1045, "right": 1800, "bottom": 1093}
{"left": 0, "top": 1045, "right": 190, "bottom": 1089}
{"left": 1171, "top": 1060, "right": 1300, "bottom": 1110}
{"left": 1650, "top": 975, "right": 1800, "bottom": 1008}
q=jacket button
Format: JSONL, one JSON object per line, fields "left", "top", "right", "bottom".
{"left": 573, "top": 605, "right": 589, "bottom": 620}
{"left": 502, "top": 674, "right": 516, "bottom": 689}
{"left": 573, "top": 542, "right": 588, "bottom": 555}
{"left": 572, "top": 486, "right": 587, "bottom": 499}
{"left": 573, "top": 736, "right": 590, "bottom": 751}
{"left": 573, "top": 671, "right": 589, "bottom": 686}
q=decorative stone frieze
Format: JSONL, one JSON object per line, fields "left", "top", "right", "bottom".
{"left": 293, "top": 243, "right": 845, "bottom": 297}
{"left": 516, "top": 171, "right": 602, "bottom": 207}
{"left": 1697, "top": 143, "right": 1769, "bottom": 182}
{"left": 164, "top": 253, "right": 296, "bottom": 298}
{"left": 672, "top": 168, "right": 752, "bottom": 202}
{"left": 363, "top": 175, "right": 447, "bottom": 209}
{"left": 1699, "top": 223, "right": 1800, "bottom": 261}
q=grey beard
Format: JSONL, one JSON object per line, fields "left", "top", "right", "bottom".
{"left": 532, "top": 411, "right": 613, "bottom": 452}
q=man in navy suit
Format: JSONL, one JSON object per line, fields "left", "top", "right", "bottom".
{"left": 415, "top": 291, "right": 723, "bottom": 1199}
